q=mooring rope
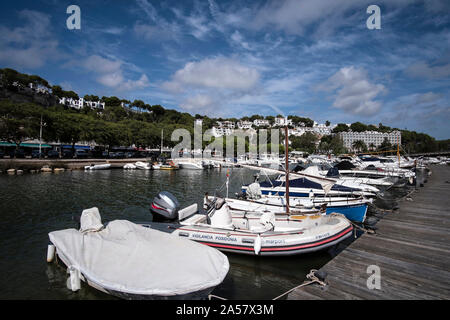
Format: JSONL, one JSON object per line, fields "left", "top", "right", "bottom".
{"left": 272, "top": 269, "right": 327, "bottom": 300}
{"left": 208, "top": 268, "right": 328, "bottom": 301}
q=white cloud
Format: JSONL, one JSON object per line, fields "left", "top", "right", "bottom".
{"left": 165, "top": 56, "right": 260, "bottom": 92}
{"left": 81, "top": 55, "right": 150, "bottom": 91}
{"left": 162, "top": 56, "right": 260, "bottom": 114}
{"left": 0, "top": 10, "right": 61, "bottom": 69}
{"left": 405, "top": 61, "right": 450, "bottom": 79}
{"left": 180, "top": 94, "right": 215, "bottom": 112}
{"left": 317, "top": 66, "right": 386, "bottom": 116}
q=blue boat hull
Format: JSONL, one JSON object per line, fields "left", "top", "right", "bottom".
{"left": 325, "top": 203, "right": 367, "bottom": 223}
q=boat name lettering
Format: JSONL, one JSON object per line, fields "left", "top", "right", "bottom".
{"left": 191, "top": 233, "right": 213, "bottom": 240}
{"left": 214, "top": 235, "right": 237, "bottom": 242}
{"left": 264, "top": 239, "right": 286, "bottom": 245}
{"left": 316, "top": 233, "right": 330, "bottom": 240}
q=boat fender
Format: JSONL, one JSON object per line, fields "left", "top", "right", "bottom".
{"left": 66, "top": 266, "right": 81, "bottom": 292}
{"left": 47, "top": 244, "right": 55, "bottom": 262}
{"left": 254, "top": 235, "right": 262, "bottom": 255}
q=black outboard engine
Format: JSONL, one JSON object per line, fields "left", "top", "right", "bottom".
{"left": 150, "top": 191, "right": 180, "bottom": 222}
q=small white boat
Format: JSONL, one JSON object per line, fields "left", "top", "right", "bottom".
{"left": 135, "top": 161, "right": 151, "bottom": 170}
{"left": 84, "top": 164, "right": 111, "bottom": 170}
{"left": 148, "top": 192, "right": 353, "bottom": 256}
{"left": 123, "top": 163, "right": 137, "bottom": 169}
{"left": 47, "top": 207, "right": 229, "bottom": 299}
{"left": 178, "top": 161, "right": 204, "bottom": 170}
{"left": 152, "top": 163, "right": 161, "bottom": 170}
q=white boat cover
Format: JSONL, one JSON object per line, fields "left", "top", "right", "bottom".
{"left": 49, "top": 208, "right": 229, "bottom": 297}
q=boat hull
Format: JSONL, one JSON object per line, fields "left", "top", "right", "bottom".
{"left": 142, "top": 220, "right": 353, "bottom": 256}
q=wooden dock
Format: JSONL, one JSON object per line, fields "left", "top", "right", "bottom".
{"left": 288, "top": 165, "right": 450, "bottom": 300}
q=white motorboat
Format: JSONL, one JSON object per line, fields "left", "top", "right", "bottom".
{"left": 178, "top": 161, "right": 204, "bottom": 170}
{"left": 301, "top": 166, "right": 380, "bottom": 193}
{"left": 152, "top": 163, "right": 161, "bottom": 170}
{"left": 148, "top": 192, "right": 353, "bottom": 256}
{"left": 123, "top": 163, "right": 137, "bottom": 169}
{"left": 205, "top": 193, "right": 370, "bottom": 223}
{"left": 47, "top": 208, "right": 229, "bottom": 299}
{"left": 135, "top": 161, "right": 151, "bottom": 170}
{"left": 84, "top": 164, "right": 111, "bottom": 170}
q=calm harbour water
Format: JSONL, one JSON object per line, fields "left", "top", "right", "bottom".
{"left": 0, "top": 167, "right": 411, "bottom": 300}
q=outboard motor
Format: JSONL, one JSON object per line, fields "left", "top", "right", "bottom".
{"left": 150, "top": 191, "right": 180, "bottom": 222}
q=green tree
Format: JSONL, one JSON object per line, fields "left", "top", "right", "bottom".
{"left": 352, "top": 140, "right": 367, "bottom": 153}
{"left": 290, "top": 132, "right": 318, "bottom": 154}
{"left": 332, "top": 123, "right": 349, "bottom": 133}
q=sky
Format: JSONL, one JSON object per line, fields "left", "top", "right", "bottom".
{"left": 0, "top": 0, "right": 449, "bottom": 139}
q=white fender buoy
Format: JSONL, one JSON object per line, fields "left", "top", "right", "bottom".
{"left": 47, "top": 244, "right": 56, "bottom": 262}
{"left": 254, "top": 235, "right": 262, "bottom": 255}
{"left": 66, "top": 266, "right": 81, "bottom": 291}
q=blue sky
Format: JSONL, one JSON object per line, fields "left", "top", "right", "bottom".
{"left": 0, "top": 0, "right": 449, "bottom": 139}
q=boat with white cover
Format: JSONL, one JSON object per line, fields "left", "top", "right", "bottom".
{"left": 135, "top": 161, "right": 151, "bottom": 170}
{"left": 148, "top": 192, "right": 353, "bottom": 256}
{"left": 123, "top": 163, "right": 137, "bottom": 169}
{"left": 84, "top": 163, "right": 111, "bottom": 170}
{"left": 178, "top": 161, "right": 205, "bottom": 170}
{"left": 47, "top": 207, "right": 229, "bottom": 299}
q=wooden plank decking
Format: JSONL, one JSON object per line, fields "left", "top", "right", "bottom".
{"left": 288, "top": 165, "right": 450, "bottom": 300}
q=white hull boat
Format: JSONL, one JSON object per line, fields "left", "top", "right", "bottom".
{"left": 135, "top": 161, "right": 151, "bottom": 170}
{"left": 84, "top": 164, "right": 111, "bottom": 170}
{"left": 178, "top": 161, "right": 204, "bottom": 170}
{"left": 123, "top": 163, "right": 137, "bottom": 169}
{"left": 47, "top": 208, "right": 229, "bottom": 299}
{"left": 148, "top": 192, "right": 353, "bottom": 256}
{"left": 204, "top": 195, "right": 370, "bottom": 223}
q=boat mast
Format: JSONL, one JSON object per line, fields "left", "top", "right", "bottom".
{"left": 161, "top": 129, "right": 163, "bottom": 155}
{"left": 284, "top": 121, "right": 290, "bottom": 214}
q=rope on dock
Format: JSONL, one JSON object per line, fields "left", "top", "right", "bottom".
{"left": 329, "top": 212, "right": 376, "bottom": 235}
{"left": 208, "top": 269, "right": 328, "bottom": 301}
{"left": 272, "top": 269, "right": 327, "bottom": 300}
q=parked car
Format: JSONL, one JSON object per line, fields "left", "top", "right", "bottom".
{"left": 74, "top": 150, "right": 89, "bottom": 159}
{"left": 47, "top": 150, "right": 60, "bottom": 159}
{"left": 10, "top": 149, "right": 25, "bottom": 158}
{"left": 31, "top": 150, "right": 44, "bottom": 159}
{"left": 110, "top": 151, "right": 125, "bottom": 159}
{"left": 62, "top": 150, "right": 73, "bottom": 159}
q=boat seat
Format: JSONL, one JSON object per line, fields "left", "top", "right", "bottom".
{"left": 178, "top": 203, "right": 198, "bottom": 221}
{"left": 181, "top": 214, "right": 207, "bottom": 225}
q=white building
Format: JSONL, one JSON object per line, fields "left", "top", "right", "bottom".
{"left": 59, "top": 97, "right": 105, "bottom": 110}
{"left": 211, "top": 127, "right": 234, "bottom": 137}
{"left": 338, "top": 130, "right": 401, "bottom": 151}
{"left": 253, "top": 119, "right": 270, "bottom": 127}
{"left": 237, "top": 121, "right": 253, "bottom": 130}
{"left": 274, "top": 117, "right": 293, "bottom": 126}
{"left": 216, "top": 121, "right": 235, "bottom": 129}
{"left": 312, "top": 123, "right": 333, "bottom": 136}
